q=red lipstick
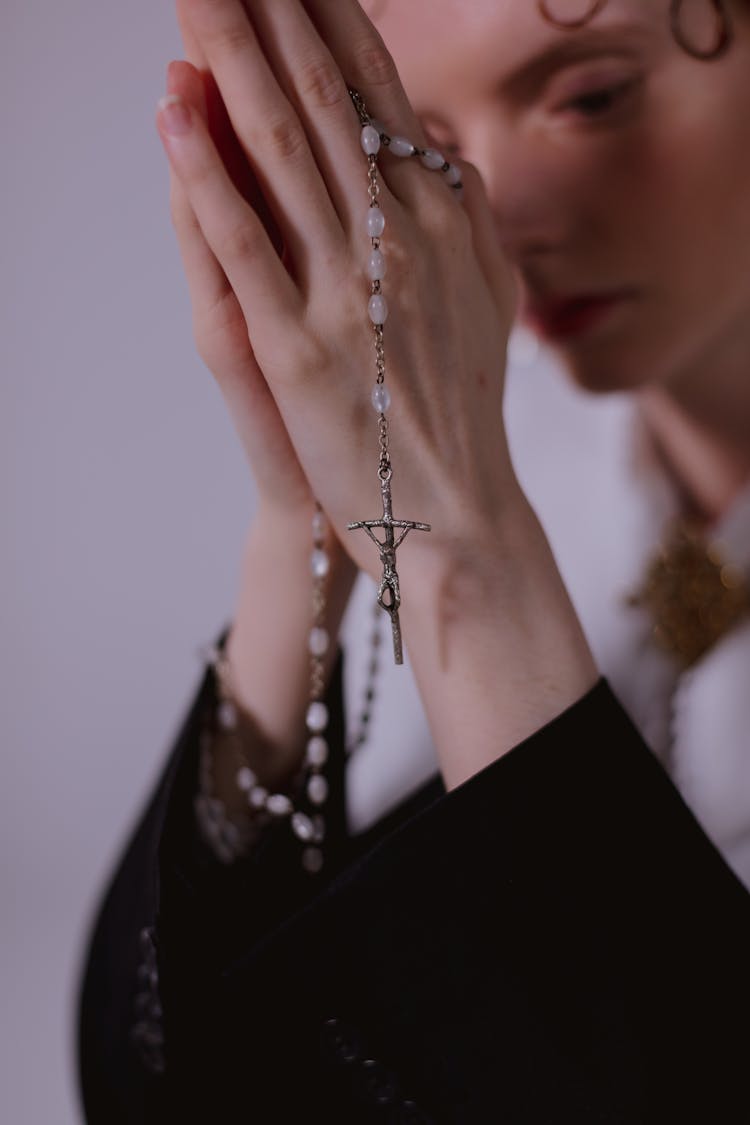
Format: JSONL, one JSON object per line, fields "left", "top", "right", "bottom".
{"left": 522, "top": 291, "right": 632, "bottom": 341}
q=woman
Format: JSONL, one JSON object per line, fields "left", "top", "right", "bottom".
{"left": 77, "top": 1, "right": 750, "bottom": 1121}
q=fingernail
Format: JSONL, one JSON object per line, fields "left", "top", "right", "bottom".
{"left": 157, "top": 94, "right": 191, "bottom": 136}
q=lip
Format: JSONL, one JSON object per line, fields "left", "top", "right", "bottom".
{"left": 521, "top": 290, "right": 635, "bottom": 341}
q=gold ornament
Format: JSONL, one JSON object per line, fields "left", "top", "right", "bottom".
{"left": 625, "top": 517, "right": 750, "bottom": 668}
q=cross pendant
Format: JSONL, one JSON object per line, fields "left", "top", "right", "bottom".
{"left": 347, "top": 469, "right": 431, "bottom": 664}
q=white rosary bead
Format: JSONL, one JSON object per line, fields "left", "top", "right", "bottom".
{"left": 312, "top": 814, "right": 326, "bottom": 843}
{"left": 445, "top": 163, "right": 462, "bottom": 186}
{"left": 367, "top": 249, "right": 387, "bottom": 281}
{"left": 306, "top": 735, "right": 329, "bottom": 767}
{"left": 248, "top": 786, "right": 268, "bottom": 810}
{"left": 420, "top": 147, "right": 445, "bottom": 171}
{"left": 368, "top": 293, "right": 389, "bottom": 325}
{"left": 218, "top": 818, "right": 240, "bottom": 850}
{"left": 308, "top": 626, "right": 329, "bottom": 657}
{"left": 306, "top": 700, "right": 329, "bottom": 733}
{"left": 202, "top": 795, "right": 222, "bottom": 823}
{"left": 266, "top": 793, "right": 293, "bottom": 817}
{"left": 367, "top": 206, "right": 385, "bottom": 238}
{"left": 310, "top": 547, "right": 330, "bottom": 578}
{"left": 307, "top": 774, "right": 329, "bottom": 805}
{"left": 388, "top": 135, "right": 416, "bottom": 157}
{"left": 311, "top": 508, "right": 326, "bottom": 539}
{"left": 371, "top": 383, "right": 391, "bottom": 413}
{"left": 291, "top": 811, "right": 315, "bottom": 842}
{"left": 236, "top": 765, "right": 257, "bottom": 792}
{"left": 217, "top": 699, "right": 237, "bottom": 731}
{"left": 360, "top": 124, "right": 381, "bottom": 155}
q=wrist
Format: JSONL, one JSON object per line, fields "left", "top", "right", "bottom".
{"left": 252, "top": 498, "right": 358, "bottom": 584}
{"left": 397, "top": 484, "right": 536, "bottom": 614}
{"left": 223, "top": 501, "right": 357, "bottom": 786}
{"left": 398, "top": 489, "right": 599, "bottom": 790}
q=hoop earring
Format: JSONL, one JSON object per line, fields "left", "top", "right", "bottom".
{"left": 669, "top": 0, "right": 732, "bottom": 60}
{"left": 537, "top": 0, "right": 606, "bottom": 30}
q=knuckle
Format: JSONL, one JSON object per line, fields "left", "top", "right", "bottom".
{"left": 218, "top": 220, "right": 262, "bottom": 263}
{"left": 169, "top": 176, "right": 203, "bottom": 238}
{"left": 266, "top": 113, "right": 307, "bottom": 160}
{"left": 170, "top": 200, "right": 200, "bottom": 240}
{"left": 211, "top": 18, "right": 254, "bottom": 58}
{"left": 419, "top": 187, "right": 471, "bottom": 245}
{"left": 351, "top": 36, "right": 398, "bottom": 89}
{"left": 293, "top": 325, "right": 329, "bottom": 375}
{"left": 168, "top": 187, "right": 188, "bottom": 231}
{"left": 297, "top": 57, "right": 348, "bottom": 111}
{"left": 193, "top": 293, "right": 246, "bottom": 371}
{"left": 192, "top": 322, "right": 218, "bottom": 371}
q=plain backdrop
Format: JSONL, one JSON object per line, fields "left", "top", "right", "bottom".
{"left": 3, "top": 1, "right": 253, "bottom": 1120}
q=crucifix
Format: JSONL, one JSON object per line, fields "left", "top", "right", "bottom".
{"left": 348, "top": 466, "right": 431, "bottom": 664}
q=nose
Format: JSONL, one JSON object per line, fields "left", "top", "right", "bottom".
{"left": 462, "top": 119, "right": 567, "bottom": 265}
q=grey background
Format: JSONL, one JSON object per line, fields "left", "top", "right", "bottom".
{"left": 3, "top": 2, "right": 251, "bottom": 1120}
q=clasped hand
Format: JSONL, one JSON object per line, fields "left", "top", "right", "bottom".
{"left": 157, "top": 0, "right": 519, "bottom": 587}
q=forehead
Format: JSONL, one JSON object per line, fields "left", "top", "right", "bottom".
{"left": 371, "top": 0, "right": 657, "bottom": 87}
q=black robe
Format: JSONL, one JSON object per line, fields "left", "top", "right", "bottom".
{"left": 76, "top": 623, "right": 750, "bottom": 1124}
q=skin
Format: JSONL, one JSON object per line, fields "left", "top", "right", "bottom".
{"left": 153, "top": 0, "right": 749, "bottom": 789}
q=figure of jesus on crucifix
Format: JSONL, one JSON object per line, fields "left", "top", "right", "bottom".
{"left": 348, "top": 466, "right": 431, "bottom": 664}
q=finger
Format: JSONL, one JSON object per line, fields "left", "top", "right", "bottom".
{"left": 168, "top": 57, "right": 207, "bottom": 116}
{"left": 176, "top": 0, "right": 209, "bottom": 69}
{"left": 156, "top": 91, "right": 303, "bottom": 340}
{"left": 165, "top": 61, "right": 236, "bottom": 331}
{"left": 245, "top": 0, "right": 391, "bottom": 234}
{"left": 303, "top": 0, "right": 425, "bottom": 135}
{"left": 177, "top": 1, "right": 287, "bottom": 259}
{"left": 180, "top": 0, "right": 346, "bottom": 277}
{"left": 303, "top": 0, "right": 448, "bottom": 205}
{"left": 203, "top": 67, "right": 287, "bottom": 259}
{"left": 165, "top": 59, "right": 309, "bottom": 507}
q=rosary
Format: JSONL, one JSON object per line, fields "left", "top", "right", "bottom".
{"left": 196, "top": 90, "right": 463, "bottom": 873}
{"left": 344, "top": 87, "right": 451, "bottom": 665}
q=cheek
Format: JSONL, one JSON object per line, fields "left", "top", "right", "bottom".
{"left": 567, "top": 129, "right": 672, "bottom": 267}
{"left": 552, "top": 96, "right": 750, "bottom": 390}
{"left": 628, "top": 93, "right": 750, "bottom": 365}
{"left": 498, "top": 118, "right": 663, "bottom": 274}
{"left": 629, "top": 60, "right": 750, "bottom": 288}
{"left": 534, "top": 174, "right": 706, "bottom": 391}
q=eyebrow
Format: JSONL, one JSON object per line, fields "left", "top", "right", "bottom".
{"left": 500, "top": 23, "right": 653, "bottom": 100}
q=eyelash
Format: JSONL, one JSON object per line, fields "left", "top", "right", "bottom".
{"left": 562, "top": 80, "right": 637, "bottom": 119}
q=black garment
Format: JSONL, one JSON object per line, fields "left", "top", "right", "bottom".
{"left": 77, "top": 624, "right": 750, "bottom": 1124}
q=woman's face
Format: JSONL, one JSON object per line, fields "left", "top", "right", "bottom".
{"left": 372, "top": 0, "right": 750, "bottom": 396}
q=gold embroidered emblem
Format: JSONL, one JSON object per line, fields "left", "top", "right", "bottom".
{"left": 625, "top": 518, "right": 750, "bottom": 668}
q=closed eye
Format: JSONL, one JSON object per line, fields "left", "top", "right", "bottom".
{"left": 562, "top": 80, "right": 638, "bottom": 119}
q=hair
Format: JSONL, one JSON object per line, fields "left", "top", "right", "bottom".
{"left": 539, "top": 0, "right": 734, "bottom": 59}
